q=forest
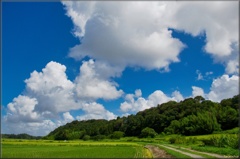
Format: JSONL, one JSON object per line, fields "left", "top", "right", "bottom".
{"left": 44, "top": 95, "right": 239, "bottom": 140}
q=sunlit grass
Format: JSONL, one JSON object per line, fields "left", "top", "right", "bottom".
{"left": 2, "top": 139, "right": 147, "bottom": 158}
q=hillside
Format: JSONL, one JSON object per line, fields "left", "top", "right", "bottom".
{"left": 44, "top": 95, "right": 239, "bottom": 140}
{"left": 2, "top": 133, "right": 42, "bottom": 139}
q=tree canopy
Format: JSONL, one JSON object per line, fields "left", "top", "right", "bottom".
{"left": 44, "top": 94, "right": 239, "bottom": 140}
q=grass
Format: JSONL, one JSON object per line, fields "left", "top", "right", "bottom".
{"left": 2, "top": 140, "right": 147, "bottom": 158}
{"left": 191, "top": 145, "right": 239, "bottom": 157}
{"left": 157, "top": 144, "right": 191, "bottom": 158}
{"left": 166, "top": 144, "right": 216, "bottom": 158}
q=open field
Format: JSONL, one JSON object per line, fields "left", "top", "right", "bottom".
{"left": 2, "top": 139, "right": 150, "bottom": 158}
{"left": 2, "top": 129, "right": 239, "bottom": 158}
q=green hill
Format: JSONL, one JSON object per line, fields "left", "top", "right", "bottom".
{"left": 44, "top": 95, "right": 239, "bottom": 140}
{"left": 2, "top": 133, "right": 42, "bottom": 139}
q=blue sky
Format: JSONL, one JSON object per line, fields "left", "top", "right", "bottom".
{"left": 2, "top": 1, "right": 239, "bottom": 136}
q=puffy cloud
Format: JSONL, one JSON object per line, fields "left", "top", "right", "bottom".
{"left": 3, "top": 61, "right": 118, "bottom": 136}
{"left": 169, "top": 1, "right": 238, "bottom": 57}
{"left": 63, "top": 1, "right": 185, "bottom": 71}
{"left": 171, "top": 90, "right": 184, "bottom": 102}
{"left": 25, "top": 61, "right": 80, "bottom": 114}
{"left": 63, "top": 1, "right": 238, "bottom": 74}
{"left": 63, "top": 112, "right": 74, "bottom": 123}
{"left": 76, "top": 102, "right": 116, "bottom": 120}
{"left": 207, "top": 74, "right": 239, "bottom": 102}
{"left": 2, "top": 118, "right": 59, "bottom": 136}
{"left": 191, "top": 74, "right": 239, "bottom": 102}
{"left": 120, "top": 89, "right": 184, "bottom": 113}
{"left": 192, "top": 86, "right": 205, "bottom": 98}
{"left": 6, "top": 95, "right": 40, "bottom": 122}
{"left": 74, "top": 59, "right": 123, "bottom": 101}
{"left": 135, "top": 89, "right": 142, "bottom": 98}
{"left": 216, "top": 43, "right": 239, "bottom": 75}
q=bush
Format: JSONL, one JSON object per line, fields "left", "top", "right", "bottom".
{"left": 91, "top": 135, "right": 106, "bottom": 141}
{"left": 169, "top": 135, "right": 186, "bottom": 144}
{"left": 201, "top": 134, "right": 238, "bottom": 149}
{"left": 111, "top": 131, "right": 124, "bottom": 139}
{"left": 140, "top": 127, "right": 157, "bottom": 138}
{"left": 82, "top": 135, "right": 90, "bottom": 141}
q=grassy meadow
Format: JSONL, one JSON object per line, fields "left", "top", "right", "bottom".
{"left": 2, "top": 139, "right": 151, "bottom": 158}
{"left": 2, "top": 128, "right": 239, "bottom": 158}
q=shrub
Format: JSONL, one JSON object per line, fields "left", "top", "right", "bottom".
{"left": 111, "top": 131, "right": 124, "bottom": 139}
{"left": 201, "top": 134, "right": 239, "bottom": 149}
{"left": 140, "top": 127, "right": 157, "bottom": 138}
{"left": 82, "top": 135, "right": 90, "bottom": 141}
{"left": 91, "top": 135, "right": 106, "bottom": 141}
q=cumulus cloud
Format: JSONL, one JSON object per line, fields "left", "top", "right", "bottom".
{"left": 4, "top": 61, "right": 118, "bottom": 136}
{"left": 63, "top": 1, "right": 185, "bottom": 71}
{"left": 25, "top": 61, "right": 80, "bottom": 115}
{"left": 207, "top": 74, "right": 239, "bottom": 102}
{"left": 63, "top": 1, "right": 238, "bottom": 74}
{"left": 63, "top": 112, "right": 74, "bottom": 123}
{"left": 6, "top": 95, "right": 40, "bottom": 122}
{"left": 76, "top": 102, "right": 116, "bottom": 120}
{"left": 74, "top": 59, "right": 123, "bottom": 101}
{"left": 191, "top": 74, "right": 239, "bottom": 102}
{"left": 192, "top": 86, "right": 205, "bottom": 98}
{"left": 2, "top": 118, "right": 59, "bottom": 136}
{"left": 120, "top": 89, "right": 184, "bottom": 113}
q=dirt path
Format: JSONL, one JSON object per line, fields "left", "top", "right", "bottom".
{"left": 168, "top": 145, "right": 227, "bottom": 158}
{"left": 145, "top": 145, "right": 175, "bottom": 158}
{"left": 158, "top": 145, "right": 205, "bottom": 158}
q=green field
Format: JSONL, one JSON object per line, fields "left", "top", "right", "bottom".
{"left": 2, "top": 139, "right": 150, "bottom": 158}
{"left": 2, "top": 130, "right": 239, "bottom": 158}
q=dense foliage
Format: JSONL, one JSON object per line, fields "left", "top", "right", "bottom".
{"left": 44, "top": 95, "right": 239, "bottom": 140}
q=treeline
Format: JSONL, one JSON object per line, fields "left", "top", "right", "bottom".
{"left": 2, "top": 133, "right": 42, "bottom": 139}
{"left": 44, "top": 95, "right": 239, "bottom": 140}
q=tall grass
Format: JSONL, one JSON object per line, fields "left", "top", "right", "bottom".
{"left": 201, "top": 134, "right": 238, "bottom": 149}
{"left": 191, "top": 145, "right": 239, "bottom": 156}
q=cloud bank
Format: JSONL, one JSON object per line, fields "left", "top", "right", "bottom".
{"left": 4, "top": 60, "right": 120, "bottom": 136}
{"left": 63, "top": 1, "right": 238, "bottom": 74}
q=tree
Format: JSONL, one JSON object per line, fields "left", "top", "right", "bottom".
{"left": 111, "top": 131, "right": 124, "bottom": 139}
{"left": 194, "top": 96, "right": 205, "bottom": 103}
{"left": 140, "top": 127, "right": 157, "bottom": 138}
{"left": 164, "top": 120, "right": 181, "bottom": 134}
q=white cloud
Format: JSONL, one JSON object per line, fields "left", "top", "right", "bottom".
{"left": 135, "top": 89, "right": 142, "bottom": 98}
{"left": 192, "top": 86, "right": 205, "bottom": 98}
{"left": 63, "top": 1, "right": 238, "bottom": 74}
{"left": 207, "top": 74, "right": 239, "bottom": 102}
{"left": 6, "top": 95, "right": 40, "bottom": 122}
{"left": 191, "top": 74, "right": 239, "bottom": 102}
{"left": 74, "top": 59, "right": 123, "bottom": 101}
{"left": 2, "top": 118, "right": 59, "bottom": 136}
{"left": 169, "top": 1, "right": 238, "bottom": 57}
{"left": 63, "top": 112, "right": 74, "bottom": 123}
{"left": 76, "top": 102, "right": 116, "bottom": 120}
{"left": 196, "top": 70, "right": 203, "bottom": 80}
{"left": 63, "top": 1, "right": 185, "bottom": 71}
{"left": 171, "top": 90, "right": 184, "bottom": 101}
{"left": 206, "top": 71, "right": 213, "bottom": 76}
{"left": 3, "top": 61, "right": 119, "bottom": 136}
{"left": 25, "top": 61, "right": 80, "bottom": 114}
{"left": 120, "top": 89, "right": 184, "bottom": 113}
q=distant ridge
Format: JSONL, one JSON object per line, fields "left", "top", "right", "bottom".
{"left": 2, "top": 133, "right": 42, "bottom": 139}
